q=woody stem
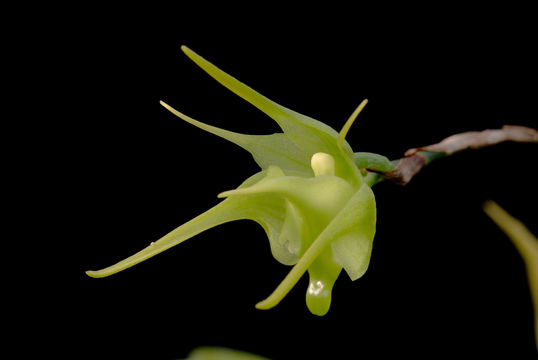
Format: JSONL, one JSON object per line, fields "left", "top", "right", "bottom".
{"left": 366, "top": 125, "right": 537, "bottom": 186}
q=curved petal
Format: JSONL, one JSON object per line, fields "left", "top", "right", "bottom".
{"left": 331, "top": 184, "right": 376, "bottom": 280}
{"left": 177, "top": 46, "right": 364, "bottom": 186}
{"left": 161, "top": 102, "right": 312, "bottom": 175}
{"left": 219, "top": 174, "right": 355, "bottom": 227}
{"left": 86, "top": 169, "right": 298, "bottom": 278}
{"left": 180, "top": 46, "right": 339, "bottom": 146}
{"left": 181, "top": 47, "right": 363, "bottom": 178}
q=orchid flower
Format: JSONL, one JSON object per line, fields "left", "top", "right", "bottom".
{"left": 87, "top": 46, "right": 384, "bottom": 316}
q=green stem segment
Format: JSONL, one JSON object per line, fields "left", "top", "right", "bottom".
{"left": 417, "top": 150, "right": 445, "bottom": 164}
{"left": 356, "top": 150, "right": 445, "bottom": 187}
{"left": 353, "top": 152, "right": 395, "bottom": 173}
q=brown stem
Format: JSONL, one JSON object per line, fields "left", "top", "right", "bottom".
{"left": 380, "top": 125, "right": 538, "bottom": 185}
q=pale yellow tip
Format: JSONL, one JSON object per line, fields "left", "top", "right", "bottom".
{"left": 85, "top": 270, "right": 103, "bottom": 278}
{"left": 255, "top": 299, "right": 272, "bottom": 310}
{"left": 217, "top": 188, "right": 245, "bottom": 198}
{"left": 181, "top": 45, "right": 195, "bottom": 57}
{"left": 217, "top": 191, "right": 230, "bottom": 198}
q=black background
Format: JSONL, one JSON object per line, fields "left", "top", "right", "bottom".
{"left": 34, "top": 5, "right": 538, "bottom": 359}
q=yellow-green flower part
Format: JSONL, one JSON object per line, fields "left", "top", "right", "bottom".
{"left": 182, "top": 346, "right": 270, "bottom": 360}
{"left": 87, "top": 46, "right": 377, "bottom": 316}
{"left": 483, "top": 201, "right": 538, "bottom": 350}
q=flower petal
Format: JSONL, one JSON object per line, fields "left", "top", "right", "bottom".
{"left": 161, "top": 101, "right": 312, "bottom": 175}
{"left": 255, "top": 183, "right": 376, "bottom": 310}
{"left": 178, "top": 46, "right": 364, "bottom": 186}
{"left": 86, "top": 169, "right": 298, "bottom": 278}
{"left": 331, "top": 184, "right": 376, "bottom": 280}
{"left": 180, "top": 46, "right": 339, "bottom": 147}
{"left": 219, "top": 175, "right": 355, "bottom": 227}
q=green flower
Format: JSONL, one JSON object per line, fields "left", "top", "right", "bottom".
{"left": 87, "top": 46, "right": 377, "bottom": 316}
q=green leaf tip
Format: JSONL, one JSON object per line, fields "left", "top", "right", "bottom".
{"left": 483, "top": 200, "right": 538, "bottom": 350}
{"left": 88, "top": 46, "right": 380, "bottom": 316}
{"left": 183, "top": 346, "right": 270, "bottom": 360}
